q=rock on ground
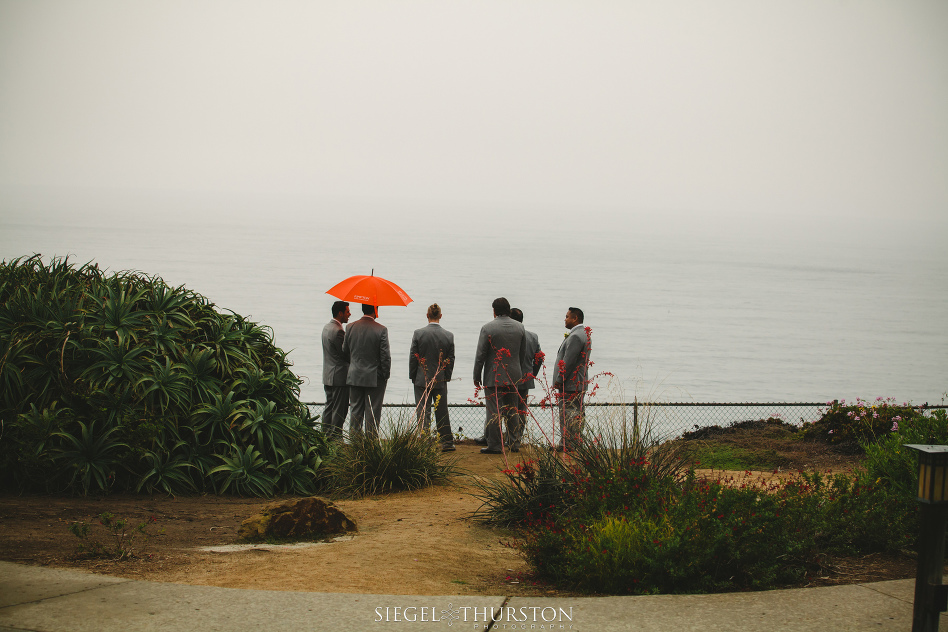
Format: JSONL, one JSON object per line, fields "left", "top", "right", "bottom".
{"left": 237, "top": 496, "right": 357, "bottom": 542}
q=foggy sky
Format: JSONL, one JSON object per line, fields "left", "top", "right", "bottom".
{"left": 1, "top": 0, "right": 947, "bottom": 223}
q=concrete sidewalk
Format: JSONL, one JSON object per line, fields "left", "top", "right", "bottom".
{"left": 0, "top": 560, "right": 933, "bottom": 631}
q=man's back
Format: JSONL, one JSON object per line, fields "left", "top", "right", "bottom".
{"left": 474, "top": 315, "right": 527, "bottom": 388}
{"left": 410, "top": 324, "right": 454, "bottom": 386}
{"left": 343, "top": 316, "right": 391, "bottom": 388}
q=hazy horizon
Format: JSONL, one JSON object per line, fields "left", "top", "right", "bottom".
{"left": 2, "top": 1, "right": 947, "bottom": 229}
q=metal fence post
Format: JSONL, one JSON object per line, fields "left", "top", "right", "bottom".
{"left": 633, "top": 396, "right": 639, "bottom": 446}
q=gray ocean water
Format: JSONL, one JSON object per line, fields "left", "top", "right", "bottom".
{"left": 2, "top": 205, "right": 946, "bottom": 406}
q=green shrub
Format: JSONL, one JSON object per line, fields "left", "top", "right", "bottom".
{"left": 800, "top": 397, "right": 923, "bottom": 453}
{"left": 325, "top": 420, "right": 460, "bottom": 498}
{"left": 523, "top": 471, "right": 821, "bottom": 594}
{"left": 482, "top": 408, "right": 940, "bottom": 595}
{"left": 1, "top": 402, "right": 71, "bottom": 492}
{"left": 861, "top": 409, "right": 948, "bottom": 495}
{"left": 843, "top": 408, "right": 948, "bottom": 550}
{"left": 520, "top": 466, "right": 926, "bottom": 595}
{"left": 680, "top": 417, "right": 798, "bottom": 441}
{"left": 0, "top": 255, "right": 329, "bottom": 496}
{"left": 69, "top": 512, "right": 163, "bottom": 560}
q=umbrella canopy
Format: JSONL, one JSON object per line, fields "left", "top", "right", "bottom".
{"left": 326, "top": 273, "right": 413, "bottom": 307}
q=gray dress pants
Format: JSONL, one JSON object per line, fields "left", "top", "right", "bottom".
{"left": 349, "top": 381, "right": 387, "bottom": 436}
{"left": 510, "top": 387, "right": 530, "bottom": 448}
{"left": 322, "top": 384, "right": 349, "bottom": 438}
{"left": 484, "top": 386, "right": 518, "bottom": 451}
{"left": 558, "top": 390, "right": 585, "bottom": 450}
{"left": 414, "top": 384, "right": 453, "bottom": 446}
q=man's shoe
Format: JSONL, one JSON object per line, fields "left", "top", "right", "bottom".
{"left": 474, "top": 437, "right": 488, "bottom": 446}
{"left": 442, "top": 445, "right": 456, "bottom": 452}
{"left": 480, "top": 448, "right": 502, "bottom": 454}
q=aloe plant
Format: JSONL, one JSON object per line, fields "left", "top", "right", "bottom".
{"left": 135, "top": 444, "right": 198, "bottom": 495}
{"left": 54, "top": 420, "right": 129, "bottom": 494}
{"left": 0, "top": 255, "right": 328, "bottom": 497}
{"left": 210, "top": 443, "right": 277, "bottom": 496}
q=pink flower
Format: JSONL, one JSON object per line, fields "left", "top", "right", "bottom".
{"left": 891, "top": 422, "right": 899, "bottom": 432}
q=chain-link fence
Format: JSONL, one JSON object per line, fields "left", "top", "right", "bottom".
{"left": 305, "top": 401, "right": 947, "bottom": 444}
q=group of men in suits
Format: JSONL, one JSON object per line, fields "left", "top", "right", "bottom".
{"left": 473, "top": 297, "right": 590, "bottom": 453}
{"left": 321, "top": 301, "right": 391, "bottom": 438}
{"left": 320, "top": 296, "right": 592, "bottom": 453}
{"left": 322, "top": 300, "right": 453, "bottom": 447}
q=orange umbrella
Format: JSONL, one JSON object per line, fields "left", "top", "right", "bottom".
{"left": 326, "top": 272, "right": 413, "bottom": 307}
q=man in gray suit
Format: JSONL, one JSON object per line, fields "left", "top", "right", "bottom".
{"left": 409, "top": 303, "right": 456, "bottom": 451}
{"left": 510, "top": 307, "right": 543, "bottom": 451}
{"left": 321, "top": 300, "right": 350, "bottom": 438}
{"left": 473, "top": 297, "right": 528, "bottom": 454}
{"left": 342, "top": 303, "right": 391, "bottom": 436}
{"left": 552, "top": 306, "right": 591, "bottom": 451}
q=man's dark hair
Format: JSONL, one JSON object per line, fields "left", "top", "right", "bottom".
{"left": 492, "top": 297, "right": 511, "bottom": 317}
{"left": 331, "top": 301, "right": 349, "bottom": 318}
{"left": 362, "top": 303, "right": 377, "bottom": 316}
{"left": 568, "top": 307, "right": 584, "bottom": 323}
{"left": 510, "top": 307, "right": 523, "bottom": 323}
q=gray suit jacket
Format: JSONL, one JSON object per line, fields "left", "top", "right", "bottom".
{"left": 342, "top": 316, "right": 391, "bottom": 388}
{"left": 409, "top": 323, "right": 455, "bottom": 387}
{"left": 519, "top": 329, "right": 543, "bottom": 391}
{"left": 473, "top": 315, "right": 528, "bottom": 388}
{"left": 552, "top": 325, "right": 591, "bottom": 392}
{"left": 321, "top": 319, "right": 348, "bottom": 386}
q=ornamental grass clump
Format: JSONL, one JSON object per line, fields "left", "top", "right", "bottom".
{"left": 471, "top": 397, "right": 687, "bottom": 527}
{"left": 325, "top": 418, "right": 461, "bottom": 498}
{"left": 0, "top": 255, "right": 329, "bottom": 496}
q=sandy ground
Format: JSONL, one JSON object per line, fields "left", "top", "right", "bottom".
{"left": 0, "top": 444, "right": 570, "bottom": 597}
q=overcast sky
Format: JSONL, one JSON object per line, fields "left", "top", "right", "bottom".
{"left": 1, "top": 0, "right": 946, "bottom": 225}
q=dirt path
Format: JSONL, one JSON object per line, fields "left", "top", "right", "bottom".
{"left": 0, "top": 444, "right": 567, "bottom": 597}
